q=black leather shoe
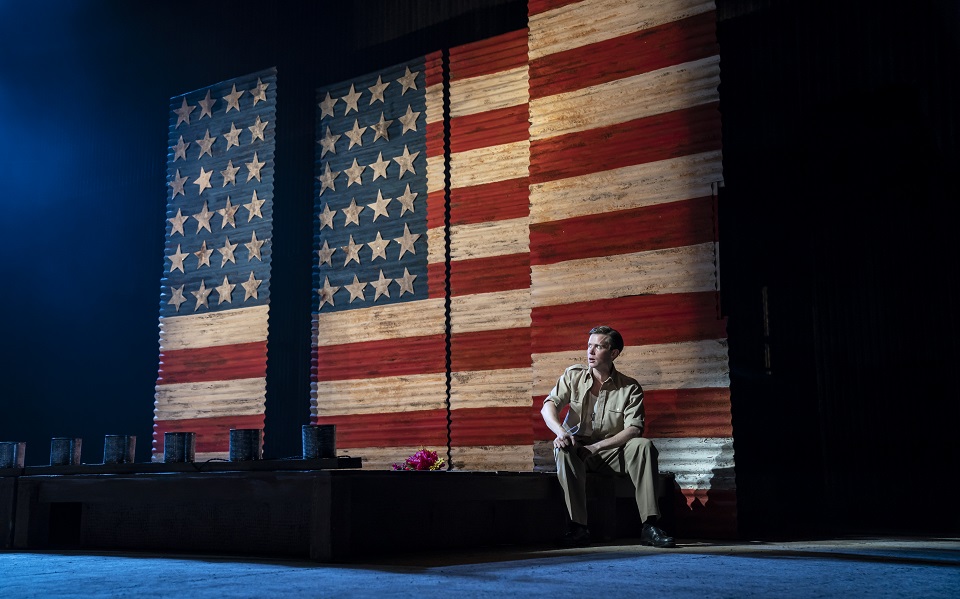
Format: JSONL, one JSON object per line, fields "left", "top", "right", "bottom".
{"left": 640, "top": 524, "right": 675, "bottom": 548}
{"left": 557, "top": 526, "right": 591, "bottom": 547}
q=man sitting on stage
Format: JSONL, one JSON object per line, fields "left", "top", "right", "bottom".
{"left": 540, "top": 325, "right": 675, "bottom": 548}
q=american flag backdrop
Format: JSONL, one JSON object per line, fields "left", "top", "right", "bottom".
{"left": 156, "top": 68, "right": 277, "bottom": 461}
{"left": 310, "top": 54, "right": 447, "bottom": 470}
{"left": 447, "top": 30, "right": 533, "bottom": 470}
{"left": 527, "top": 0, "right": 734, "bottom": 535}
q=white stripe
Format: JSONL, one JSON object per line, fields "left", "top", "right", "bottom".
{"left": 159, "top": 305, "right": 270, "bottom": 351}
{"left": 450, "top": 290, "right": 531, "bottom": 334}
{"left": 154, "top": 377, "right": 266, "bottom": 421}
{"left": 426, "top": 154, "right": 445, "bottom": 194}
{"left": 312, "top": 299, "right": 447, "bottom": 345}
{"left": 450, "top": 367, "right": 533, "bottom": 409}
{"left": 529, "top": 151, "right": 723, "bottom": 224}
{"left": 450, "top": 140, "right": 529, "bottom": 188}
{"left": 427, "top": 226, "right": 446, "bottom": 265}
{"left": 531, "top": 243, "right": 719, "bottom": 308}
{"left": 529, "top": 0, "right": 716, "bottom": 60}
{"left": 450, "top": 217, "right": 529, "bottom": 261}
{"left": 450, "top": 444, "right": 534, "bottom": 472}
{"left": 311, "top": 373, "right": 448, "bottom": 415}
{"left": 450, "top": 66, "right": 529, "bottom": 118}
{"left": 532, "top": 338, "right": 730, "bottom": 396}
{"left": 529, "top": 55, "right": 720, "bottom": 141}
{"left": 425, "top": 82, "right": 443, "bottom": 124}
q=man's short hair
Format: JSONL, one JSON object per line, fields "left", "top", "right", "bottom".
{"left": 588, "top": 325, "right": 624, "bottom": 352}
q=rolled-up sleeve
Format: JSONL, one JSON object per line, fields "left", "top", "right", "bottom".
{"left": 544, "top": 369, "right": 574, "bottom": 410}
{"left": 622, "top": 384, "right": 645, "bottom": 432}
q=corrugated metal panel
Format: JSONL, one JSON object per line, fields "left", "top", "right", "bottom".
{"left": 154, "top": 68, "right": 277, "bottom": 461}
{"left": 447, "top": 29, "right": 534, "bottom": 471}
{"left": 310, "top": 53, "right": 449, "bottom": 466}
{"left": 528, "top": 0, "right": 735, "bottom": 535}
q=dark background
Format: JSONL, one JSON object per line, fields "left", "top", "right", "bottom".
{"left": 1, "top": 0, "right": 956, "bottom": 538}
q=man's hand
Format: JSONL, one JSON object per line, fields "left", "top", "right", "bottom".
{"left": 553, "top": 432, "right": 576, "bottom": 451}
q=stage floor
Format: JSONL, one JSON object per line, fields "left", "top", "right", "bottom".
{"left": 1, "top": 536, "right": 957, "bottom": 598}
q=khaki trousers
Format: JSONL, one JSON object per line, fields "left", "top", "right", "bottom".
{"left": 555, "top": 436, "right": 661, "bottom": 525}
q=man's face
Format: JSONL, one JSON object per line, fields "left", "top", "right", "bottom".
{"left": 587, "top": 333, "right": 619, "bottom": 371}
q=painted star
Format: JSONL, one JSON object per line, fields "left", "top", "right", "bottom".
{"left": 396, "top": 183, "right": 419, "bottom": 215}
{"left": 344, "top": 275, "right": 367, "bottom": 303}
{"left": 367, "top": 189, "right": 391, "bottom": 221}
{"left": 221, "top": 160, "right": 239, "bottom": 187}
{"left": 371, "top": 270, "right": 392, "bottom": 301}
{"left": 173, "top": 136, "right": 189, "bottom": 161}
{"left": 393, "top": 145, "right": 420, "bottom": 179}
{"left": 168, "top": 208, "right": 188, "bottom": 237}
{"left": 198, "top": 89, "right": 216, "bottom": 119}
{"left": 217, "top": 196, "right": 239, "bottom": 228}
{"left": 342, "top": 235, "right": 362, "bottom": 266}
{"left": 395, "top": 223, "right": 422, "bottom": 259}
{"left": 218, "top": 236, "right": 238, "bottom": 266}
{"left": 215, "top": 275, "right": 235, "bottom": 305}
{"left": 317, "top": 203, "right": 337, "bottom": 230}
{"left": 191, "top": 279, "right": 213, "bottom": 311}
{"left": 369, "top": 152, "right": 390, "bottom": 181}
{"left": 397, "top": 268, "right": 417, "bottom": 296}
{"left": 248, "top": 116, "right": 268, "bottom": 143}
{"left": 241, "top": 271, "right": 262, "bottom": 301}
{"left": 196, "top": 129, "right": 215, "bottom": 159}
{"left": 193, "top": 201, "right": 214, "bottom": 233}
{"left": 250, "top": 78, "right": 269, "bottom": 105}
{"left": 223, "top": 84, "right": 244, "bottom": 113}
{"left": 370, "top": 113, "right": 393, "bottom": 143}
{"left": 342, "top": 84, "right": 362, "bottom": 114}
{"left": 173, "top": 97, "right": 195, "bottom": 127}
{"left": 344, "top": 158, "right": 365, "bottom": 187}
{"left": 399, "top": 104, "right": 421, "bottom": 134}
{"left": 169, "top": 169, "right": 188, "bottom": 198}
{"left": 244, "top": 190, "right": 265, "bottom": 221}
{"left": 245, "top": 230, "right": 266, "bottom": 261}
{"left": 318, "top": 126, "right": 340, "bottom": 158}
{"left": 318, "top": 276, "right": 339, "bottom": 308}
{"left": 245, "top": 152, "right": 265, "bottom": 182}
{"left": 317, "top": 239, "right": 336, "bottom": 266}
{"left": 194, "top": 240, "right": 213, "bottom": 268}
{"left": 367, "top": 231, "right": 391, "bottom": 261}
{"left": 368, "top": 75, "right": 389, "bottom": 104}
{"left": 397, "top": 66, "right": 419, "bottom": 95}
{"left": 223, "top": 123, "right": 242, "bottom": 150}
{"left": 344, "top": 119, "right": 367, "bottom": 149}
{"left": 168, "top": 285, "right": 186, "bottom": 311}
{"left": 341, "top": 198, "right": 364, "bottom": 226}
{"left": 194, "top": 167, "right": 213, "bottom": 195}
{"left": 318, "top": 92, "right": 338, "bottom": 119}
{"left": 167, "top": 244, "right": 188, "bottom": 273}
{"left": 317, "top": 162, "right": 339, "bottom": 195}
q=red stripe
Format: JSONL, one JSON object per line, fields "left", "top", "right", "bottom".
{"left": 529, "top": 196, "right": 716, "bottom": 266}
{"left": 530, "top": 11, "right": 718, "bottom": 99}
{"left": 530, "top": 102, "right": 722, "bottom": 184}
{"left": 449, "top": 29, "right": 528, "bottom": 80}
{"left": 424, "top": 51, "right": 444, "bottom": 88}
{"left": 528, "top": 0, "right": 581, "bottom": 16}
{"left": 531, "top": 292, "right": 727, "bottom": 351}
{"left": 428, "top": 262, "right": 447, "bottom": 299}
{"left": 451, "top": 328, "right": 532, "bottom": 372}
{"left": 313, "top": 334, "right": 447, "bottom": 381}
{"left": 531, "top": 388, "right": 731, "bottom": 439}
{"left": 450, "top": 406, "right": 534, "bottom": 445}
{"left": 450, "top": 253, "right": 530, "bottom": 297}
{"left": 450, "top": 177, "right": 529, "bottom": 225}
{"left": 158, "top": 341, "right": 267, "bottom": 385}
{"left": 450, "top": 104, "right": 530, "bottom": 153}
{"left": 426, "top": 121, "right": 445, "bottom": 157}
{"left": 313, "top": 410, "right": 449, "bottom": 448}
{"left": 153, "top": 413, "right": 265, "bottom": 455}
{"left": 426, "top": 189, "right": 446, "bottom": 230}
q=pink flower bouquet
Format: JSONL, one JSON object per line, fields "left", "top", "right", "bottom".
{"left": 392, "top": 448, "right": 446, "bottom": 471}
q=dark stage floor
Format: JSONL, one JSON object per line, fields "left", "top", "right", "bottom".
{"left": 2, "top": 536, "right": 957, "bottom": 598}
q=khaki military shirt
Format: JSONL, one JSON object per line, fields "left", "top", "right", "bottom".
{"left": 544, "top": 364, "right": 645, "bottom": 439}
